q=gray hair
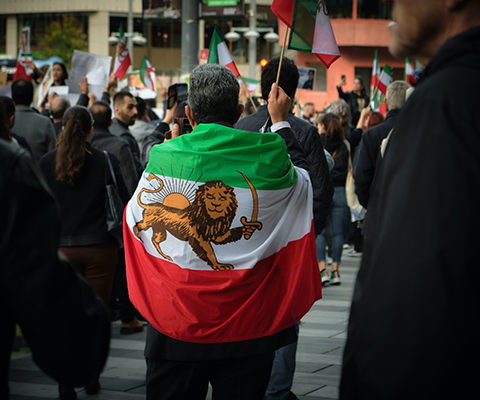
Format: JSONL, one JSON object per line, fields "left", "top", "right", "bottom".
{"left": 386, "top": 81, "right": 410, "bottom": 110}
{"left": 50, "top": 97, "right": 71, "bottom": 120}
{"left": 188, "top": 64, "right": 240, "bottom": 125}
{"left": 329, "top": 100, "right": 350, "bottom": 126}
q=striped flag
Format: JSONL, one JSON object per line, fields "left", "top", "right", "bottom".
{"left": 140, "top": 56, "right": 155, "bottom": 91}
{"left": 404, "top": 57, "right": 415, "bottom": 86}
{"left": 114, "top": 23, "right": 132, "bottom": 80}
{"left": 124, "top": 123, "right": 322, "bottom": 343}
{"left": 207, "top": 27, "right": 240, "bottom": 78}
{"left": 377, "top": 64, "right": 392, "bottom": 96}
{"left": 13, "top": 49, "right": 33, "bottom": 82}
{"left": 239, "top": 77, "right": 259, "bottom": 94}
{"left": 272, "top": 0, "right": 340, "bottom": 68}
{"left": 370, "top": 50, "right": 380, "bottom": 100}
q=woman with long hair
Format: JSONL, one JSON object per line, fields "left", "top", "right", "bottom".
{"left": 52, "top": 62, "right": 68, "bottom": 86}
{"left": 39, "top": 106, "right": 129, "bottom": 400}
{"left": 317, "top": 113, "right": 350, "bottom": 285}
{"left": 336, "top": 76, "right": 370, "bottom": 126}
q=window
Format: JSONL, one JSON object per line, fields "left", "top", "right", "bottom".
{"left": 357, "top": 0, "right": 392, "bottom": 19}
{"left": 325, "top": 0, "right": 353, "bottom": 19}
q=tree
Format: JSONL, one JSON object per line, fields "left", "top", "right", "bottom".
{"left": 39, "top": 15, "right": 87, "bottom": 67}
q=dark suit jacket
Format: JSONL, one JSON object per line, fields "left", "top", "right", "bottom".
{"left": 110, "top": 118, "right": 144, "bottom": 178}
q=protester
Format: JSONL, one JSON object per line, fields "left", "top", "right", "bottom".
{"left": 52, "top": 62, "right": 68, "bottom": 86}
{"left": 50, "top": 97, "right": 71, "bottom": 137}
{"left": 89, "top": 100, "right": 145, "bottom": 335}
{"left": 340, "top": 1, "right": 480, "bottom": 399}
{"left": 38, "top": 106, "right": 129, "bottom": 398}
{"left": 129, "top": 96, "right": 155, "bottom": 151}
{"left": 1, "top": 137, "right": 110, "bottom": 399}
{"left": 0, "top": 96, "right": 33, "bottom": 154}
{"left": 110, "top": 91, "right": 143, "bottom": 177}
{"left": 11, "top": 78, "right": 56, "bottom": 163}
{"left": 235, "top": 56, "right": 333, "bottom": 400}
{"left": 364, "top": 111, "right": 384, "bottom": 130}
{"left": 124, "top": 64, "right": 321, "bottom": 400}
{"left": 354, "top": 81, "right": 409, "bottom": 209}
{"left": 336, "top": 76, "right": 369, "bottom": 126}
{"left": 89, "top": 101, "right": 139, "bottom": 195}
{"left": 302, "top": 102, "right": 315, "bottom": 123}
{"left": 317, "top": 113, "right": 350, "bottom": 285}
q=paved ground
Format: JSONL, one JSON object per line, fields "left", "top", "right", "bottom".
{"left": 8, "top": 251, "right": 361, "bottom": 400}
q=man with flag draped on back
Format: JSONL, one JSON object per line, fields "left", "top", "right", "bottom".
{"left": 124, "top": 64, "right": 322, "bottom": 400}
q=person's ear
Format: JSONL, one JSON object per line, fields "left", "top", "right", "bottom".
{"left": 235, "top": 104, "right": 245, "bottom": 124}
{"left": 9, "top": 115, "right": 15, "bottom": 129}
{"left": 185, "top": 105, "right": 197, "bottom": 129}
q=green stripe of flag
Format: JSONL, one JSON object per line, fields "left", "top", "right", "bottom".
{"left": 146, "top": 124, "right": 297, "bottom": 190}
{"left": 289, "top": 0, "right": 317, "bottom": 52}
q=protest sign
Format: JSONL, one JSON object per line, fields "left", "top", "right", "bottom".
{"left": 298, "top": 66, "right": 316, "bottom": 91}
{"left": 36, "top": 65, "right": 53, "bottom": 108}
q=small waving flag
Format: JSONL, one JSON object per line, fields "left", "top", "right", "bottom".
{"left": 140, "top": 56, "right": 156, "bottom": 91}
{"left": 404, "top": 58, "right": 416, "bottom": 86}
{"left": 114, "top": 23, "right": 132, "bottom": 80}
{"left": 272, "top": 0, "right": 340, "bottom": 68}
{"left": 377, "top": 64, "right": 392, "bottom": 96}
{"left": 207, "top": 27, "right": 240, "bottom": 78}
{"left": 13, "top": 49, "right": 33, "bottom": 82}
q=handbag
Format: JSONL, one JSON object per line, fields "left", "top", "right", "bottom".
{"left": 104, "top": 151, "right": 124, "bottom": 247}
{"left": 344, "top": 140, "right": 363, "bottom": 219}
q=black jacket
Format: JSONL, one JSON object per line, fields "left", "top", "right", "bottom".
{"left": 320, "top": 133, "right": 349, "bottom": 187}
{"left": 89, "top": 127, "right": 140, "bottom": 196}
{"left": 110, "top": 118, "right": 144, "bottom": 177}
{"left": 39, "top": 144, "right": 130, "bottom": 247}
{"left": 341, "top": 25, "right": 480, "bottom": 399}
{"left": 353, "top": 108, "right": 401, "bottom": 208}
{"left": 337, "top": 87, "right": 370, "bottom": 126}
{"left": 235, "top": 105, "right": 334, "bottom": 234}
{"left": 0, "top": 140, "right": 110, "bottom": 397}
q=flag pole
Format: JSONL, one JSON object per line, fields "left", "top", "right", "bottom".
{"left": 276, "top": 27, "right": 289, "bottom": 85}
{"left": 240, "top": 77, "right": 258, "bottom": 113}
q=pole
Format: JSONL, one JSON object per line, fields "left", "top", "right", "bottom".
{"left": 128, "top": 0, "right": 134, "bottom": 71}
{"left": 181, "top": 0, "right": 199, "bottom": 74}
{"left": 276, "top": 27, "right": 289, "bottom": 84}
{"left": 248, "top": 0, "right": 257, "bottom": 79}
{"left": 240, "top": 77, "right": 258, "bottom": 113}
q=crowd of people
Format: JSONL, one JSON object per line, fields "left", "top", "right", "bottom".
{"left": 2, "top": 0, "right": 480, "bottom": 398}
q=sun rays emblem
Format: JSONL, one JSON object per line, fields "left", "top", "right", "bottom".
{"left": 133, "top": 166, "right": 263, "bottom": 270}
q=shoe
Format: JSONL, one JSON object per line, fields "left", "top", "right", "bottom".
{"left": 84, "top": 379, "right": 101, "bottom": 395}
{"left": 120, "top": 317, "right": 144, "bottom": 335}
{"left": 320, "top": 269, "right": 330, "bottom": 285}
{"left": 347, "top": 249, "right": 363, "bottom": 257}
{"left": 343, "top": 243, "right": 353, "bottom": 250}
{"left": 331, "top": 270, "right": 341, "bottom": 285}
{"left": 58, "top": 384, "right": 77, "bottom": 400}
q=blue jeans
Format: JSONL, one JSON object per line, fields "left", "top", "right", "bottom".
{"left": 316, "top": 187, "right": 348, "bottom": 264}
{"left": 264, "top": 323, "right": 300, "bottom": 400}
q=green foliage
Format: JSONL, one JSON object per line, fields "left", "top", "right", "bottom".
{"left": 39, "top": 15, "right": 87, "bottom": 67}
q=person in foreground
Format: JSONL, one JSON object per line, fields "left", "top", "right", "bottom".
{"left": 340, "top": 1, "right": 480, "bottom": 399}
{"left": 0, "top": 137, "right": 110, "bottom": 397}
{"left": 123, "top": 64, "right": 322, "bottom": 400}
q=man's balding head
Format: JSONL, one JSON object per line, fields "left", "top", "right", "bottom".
{"left": 50, "top": 97, "right": 71, "bottom": 121}
{"left": 90, "top": 101, "right": 112, "bottom": 130}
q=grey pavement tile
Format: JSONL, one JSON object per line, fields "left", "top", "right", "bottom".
{"left": 297, "top": 343, "right": 342, "bottom": 354}
{"left": 9, "top": 357, "right": 41, "bottom": 372}
{"left": 126, "top": 383, "right": 146, "bottom": 394}
{"left": 110, "top": 338, "right": 145, "bottom": 351}
{"left": 23, "top": 375, "right": 56, "bottom": 385}
{"left": 8, "top": 381, "right": 59, "bottom": 398}
{"left": 293, "top": 371, "right": 340, "bottom": 387}
{"left": 291, "top": 382, "right": 326, "bottom": 396}
{"left": 9, "top": 397, "right": 47, "bottom": 400}
{"left": 307, "top": 384, "right": 339, "bottom": 399}
{"left": 296, "top": 352, "right": 342, "bottom": 366}
{"left": 8, "top": 369, "right": 44, "bottom": 382}
{"left": 314, "top": 365, "right": 342, "bottom": 378}
{"left": 295, "top": 362, "right": 333, "bottom": 373}
{"left": 116, "top": 350, "right": 146, "bottom": 360}
{"left": 107, "top": 347, "right": 141, "bottom": 357}
{"left": 97, "top": 376, "right": 145, "bottom": 391}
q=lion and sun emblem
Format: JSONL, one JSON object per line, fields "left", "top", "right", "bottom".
{"left": 133, "top": 170, "right": 263, "bottom": 271}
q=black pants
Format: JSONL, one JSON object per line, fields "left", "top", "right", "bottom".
{"left": 146, "top": 351, "right": 275, "bottom": 400}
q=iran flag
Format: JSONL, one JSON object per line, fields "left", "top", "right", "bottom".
{"left": 272, "top": 0, "right": 340, "bottom": 68}
{"left": 124, "top": 123, "right": 322, "bottom": 343}
{"left": 370, "top": 50, "right": 380, "bottom": 99}
{"left": 207, "top": 27, "right": 240, "bottom": 78}
{"left": 114, "top": 23, "right": 132, "bottom": 80}
{"left": 140, "top": 56, "right": 155, "bottom": 91}
{"left": 405, "top": 57, "right": 416, "bottom": 86}
{"left": 377, "top": 64, "right": 392, "bottom": 96}
{"left": 13, "top": 49, "right": 33, "bottom": 82}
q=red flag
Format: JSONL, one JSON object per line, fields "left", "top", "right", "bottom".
{"left": 271, "top": 0, "right": 294, "bottom": 27}
{"left": 13, "top": 50, "right": 33, "bottom": 82}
